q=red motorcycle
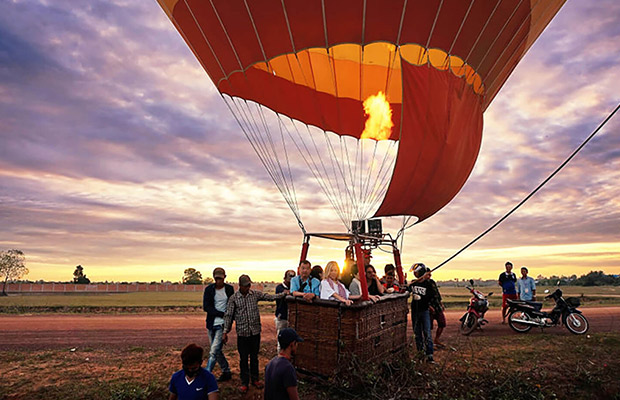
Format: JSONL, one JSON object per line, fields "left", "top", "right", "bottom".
{"left": 459, "top": 279, "right": 493, "bottom": 335}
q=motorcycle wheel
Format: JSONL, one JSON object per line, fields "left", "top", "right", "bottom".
{"left": 460, "top": 313, "right": 477, "bottom": 336}
{"left": 508, "top": 310, "right": 533, "bottom": 333}
{"left": 564, "top": 312, "right": 589, "bottom": 335}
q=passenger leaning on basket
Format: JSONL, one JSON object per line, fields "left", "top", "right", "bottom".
{"left": 290, "top": 260, "right": 320, "bottom": 302}
{"left": 319, "top": 261, "right": 355, "bottom": 305}
{"left": 348, "top": 264, "right": 381, "bottom": 302}
{"left": 365, "top": 265, "right": 386, "bottom": 296}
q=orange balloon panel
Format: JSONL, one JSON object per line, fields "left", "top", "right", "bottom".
{"left": 158, "top": 0, "right": 564, "bottom": 222}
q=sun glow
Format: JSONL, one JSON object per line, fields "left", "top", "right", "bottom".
{"left": 361, "top": 91, "right": 393, "bottom": 141}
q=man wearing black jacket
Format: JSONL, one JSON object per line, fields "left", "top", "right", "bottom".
{"left": 409, "top": 263, "right": 435, "bottom": 363}
{"left": 203, "top": 267, "right": 234, "bottom": 381}
{"left": 275, "top": 270, "right": 295, "bottom": 351}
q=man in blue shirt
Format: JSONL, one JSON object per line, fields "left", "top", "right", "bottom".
{"left": 169, "top": 343, "right": 218, "bottom": 400}
{"left": 517, "top": 266, "right": 536, "bottom": 301}
{"left": 290, "top": 260, "right": 320, "bottom": 302}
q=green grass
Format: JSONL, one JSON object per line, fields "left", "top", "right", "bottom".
{"left": 0, "top": 292, "right": 203, "bottom": 307}
{"left": 1, "top": 286, "right": 619, "bottom": 313}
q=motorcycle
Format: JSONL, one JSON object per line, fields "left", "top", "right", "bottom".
{"left": 507, "top": 288, "right": 589, "bottom": 335}
{"left": 459, "top": 279, "right": 493, "bottom": 335}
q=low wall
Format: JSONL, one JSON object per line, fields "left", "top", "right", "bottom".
{"left": 4, "top": 283, "right": 263, "bottom": 293}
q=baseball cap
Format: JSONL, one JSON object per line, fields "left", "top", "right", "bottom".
{"left": 278, "top": 328, "right": 304, "bottom": 349}
{"left": 213, "top": 267, "right": 226, "bottom": 279}
{"left": 239, "top": 274, "right": 252, "bottom": 287}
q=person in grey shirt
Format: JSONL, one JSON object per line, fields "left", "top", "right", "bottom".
{"left": 348, "top": 264, "right": 379, "bottom": 302}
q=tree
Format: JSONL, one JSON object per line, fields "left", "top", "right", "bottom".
{"left": 73, "top": 265, "right": 91, "bottom": 284}
{"left": 573, "top": 271, "right": 619, "bottom": 286}
{"left": 203, "top": 277, "right": 214, "bottom": 285}
{"left": 183, "top": 268, "right": 203, "bottom": 285}
{"left": 1, "top": 249, "right": 28, "bottom": 296}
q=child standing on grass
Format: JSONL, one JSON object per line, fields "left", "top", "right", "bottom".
{"left": 169, "top": 343, "right": 218, "bottom": 400}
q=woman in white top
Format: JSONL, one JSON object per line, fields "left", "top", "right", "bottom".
{"left": 320, "top": 261, "right": 353, "bottom": 305}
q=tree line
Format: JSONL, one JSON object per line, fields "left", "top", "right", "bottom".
{"left": 535, "top": 271, "right": 620, "bottom": 286}
{"left": 2, "top": 248, "right": 619, "bottom": 288}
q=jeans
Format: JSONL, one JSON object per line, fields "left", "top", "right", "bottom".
{"left": 206, "top": 325, "right": 230, "bottom": 373}
{"left": 412, "top": 309, "right": 433, "bottom": 357}
{"left": 275, "top": 317, "right": 289, "bottom": 352}
{"left": 237, "top": 334, "right": 261, "bottom": 385}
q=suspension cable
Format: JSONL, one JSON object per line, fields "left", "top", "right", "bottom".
{"left": 433, "top": 102, "right": 620, "bottom": 271}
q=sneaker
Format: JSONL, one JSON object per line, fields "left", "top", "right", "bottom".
{"left": 252, "top": 380, "right": 264, "bottom": 389}
{"left": 426, "top": 355, "right": 435, "bottom": 364}
{"left": 218, "top": 372, "right": 232, "bottom": 382}
{"left": 238, "top": 385, "right": 249, "bottom": 394}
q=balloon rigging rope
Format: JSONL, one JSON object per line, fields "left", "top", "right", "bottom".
{"left": 433, "top": 101, "right": 620, "bottom": 272}
{"left": 221, "top": 96, "right": 303, "bottom": 227}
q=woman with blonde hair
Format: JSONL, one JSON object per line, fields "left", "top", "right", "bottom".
{"left": 320, "top": 261, "right": 354, "bottom": 305}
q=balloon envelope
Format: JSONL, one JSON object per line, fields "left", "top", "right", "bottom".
{"left": 158, "top": 0, "right": 565, "bottom": 225}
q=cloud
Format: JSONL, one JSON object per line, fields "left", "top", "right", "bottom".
{"left": 1, "top": 0, "right": 619, "bottom": 281}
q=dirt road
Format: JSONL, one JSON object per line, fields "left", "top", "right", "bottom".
{"left": 1, "top": 307, "right": 619, "bottom": 350}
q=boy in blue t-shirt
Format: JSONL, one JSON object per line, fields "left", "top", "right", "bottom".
{"left": 169, "top": 344, "right": 218, "bottom": 400}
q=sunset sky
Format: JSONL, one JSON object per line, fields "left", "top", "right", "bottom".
{"left": 1, "top": 0, "right": 619, "bottom": 284}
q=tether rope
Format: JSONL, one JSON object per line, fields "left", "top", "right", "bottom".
{"left": 433, "top": 102, "right": 620, "bottom": 271}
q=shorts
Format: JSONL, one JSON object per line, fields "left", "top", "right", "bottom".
{"left": 502, "top": 293, "right": 518, "bottom": 308}
{"left": 430, "top": 308, "right": 446, "bottom": 329}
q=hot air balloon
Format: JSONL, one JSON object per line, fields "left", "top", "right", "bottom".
{"left": 157, "top": 0, "right": 565, "bottom": 298}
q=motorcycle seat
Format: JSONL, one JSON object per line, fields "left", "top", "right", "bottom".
{"left": 507, "top": 299, "right": 543, "bottom": 310}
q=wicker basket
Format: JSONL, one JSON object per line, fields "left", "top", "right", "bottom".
{"left": 287, "top": 293, "right": 409, "bottom": 377}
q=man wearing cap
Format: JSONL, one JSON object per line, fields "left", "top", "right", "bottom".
{"left": 275, "top": 270, "right": 296, "bottom": 351}
{"left": 202, "top": 267, "right": 234, "bottom": 382}
{"left": 264, "top": 328, "right": 303, "bottom": 400}
{"left": 223, "top": 274, "right": 288, "bottom": 394}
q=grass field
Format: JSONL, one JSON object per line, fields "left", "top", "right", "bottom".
{"left": 1, "top": 332, "right": 619, "bottom": 399}
{"left": 1, "top": 285, "right": 619, "bottom": 313}
{"left": 0, "top": 292, "right": 204, "bottom": 307}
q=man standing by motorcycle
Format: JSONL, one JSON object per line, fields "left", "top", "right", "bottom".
{"left": 517, "top": 266, "right": 536, "bottom": 301}
{"left": 498, "top": 261, "right": 518, "bottom": 324}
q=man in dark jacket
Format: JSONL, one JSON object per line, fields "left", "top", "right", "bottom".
{"left": 203, "top": 267, "right": 234, "bottom": 382}
{"left": 408, "top": 263, "right": 435, "bottom": 363}
{"left": 275, "top": 270, "right": 295, "bottom": 351}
